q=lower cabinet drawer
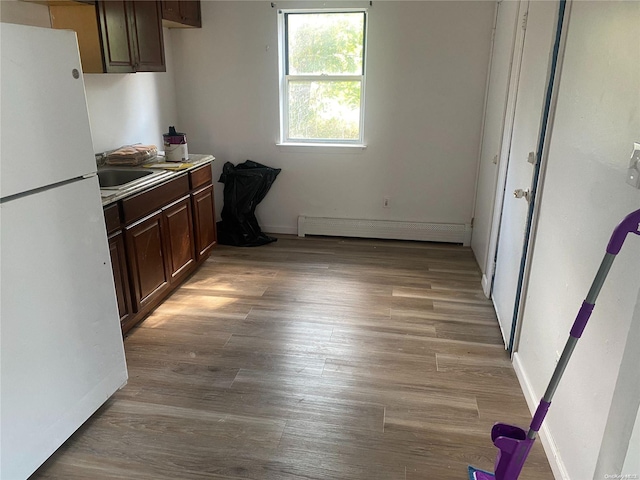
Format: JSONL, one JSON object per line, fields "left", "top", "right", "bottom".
{"left": 189, "top": 163, "right": 213, "bottom": 190}
{"left": 121, "top": 174, "right": 189, "bottom": 224}
{"left": 104, "top": 203, "right": 122, "bottom": 235}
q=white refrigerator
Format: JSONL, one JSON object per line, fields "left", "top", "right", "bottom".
{"left": 0, "top": 23, "right": 128, "bottom": 479}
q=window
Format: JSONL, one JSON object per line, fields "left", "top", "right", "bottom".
{"left": 278, "top": 10, "right": 367, "bottom": 145}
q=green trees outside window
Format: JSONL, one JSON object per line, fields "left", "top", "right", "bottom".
{"left": 282, "top": 11, "right": 366, "bottom": 143}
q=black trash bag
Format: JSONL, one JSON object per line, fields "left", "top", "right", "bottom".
{"left": 216, "top": 160, "right": 281, "bottom": 247}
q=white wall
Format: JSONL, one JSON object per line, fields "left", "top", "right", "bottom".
{"left": 84, "top": 29, "right": 179, "bottom": 154}
{"left": 170, "top": 1, "right": 494, "bottom": 233}
{"left": 0, "top": 0, "right": 51, "bottom": 28}
{"left": 514, "top": 2, "right": 640, "bottom": 478}
{"left": 594, "top": 286, "right": 640, "bottom": 478}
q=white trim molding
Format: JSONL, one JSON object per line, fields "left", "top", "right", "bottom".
{"left": 512, "top": 352, "right": 570, "bottom": 480}
{"left": 297, "top": 216, "right": 472, "bottom": 245}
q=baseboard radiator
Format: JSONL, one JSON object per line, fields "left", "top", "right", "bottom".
{"left": 297, "top": 216, "right": 472, "bottom": 246}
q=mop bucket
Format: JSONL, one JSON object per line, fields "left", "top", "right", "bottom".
{"left": 470, "top": 208, "right": 640, "bottom": 480}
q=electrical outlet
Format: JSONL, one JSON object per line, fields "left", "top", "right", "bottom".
{"left": 626, "top": 142, "right": 640, "bottom": 189}
{"left": 383, "top": 197, "right": 390, "bottom": 208}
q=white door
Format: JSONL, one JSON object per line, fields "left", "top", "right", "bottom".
{"left": 471, "top": 0, "right": 521, "bottom": 296}
{"left": 492, "top": 0, "right": 561, "bottom": 348}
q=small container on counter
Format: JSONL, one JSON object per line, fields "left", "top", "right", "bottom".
{"left": 163, "top": 126, "right": 188, "bottom": 162}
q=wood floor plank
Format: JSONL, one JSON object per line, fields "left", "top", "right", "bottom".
{"left": 31, "top": 235, "right": 552, "bottom": 480}
{"left": 393, "top": 286, "right": 491, "bottom": 305}
{"left": 245, "top": 304, "right": 393, "bottom": 328}
{"left": 136, "top": 311, "right": 244, "bottom": 335}
{"left": 434, "top": 321, "right": 505, "bottom": 345}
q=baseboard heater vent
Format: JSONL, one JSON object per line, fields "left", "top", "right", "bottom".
{"left": 297, "top": 216, "right": 471, "bottom": 245}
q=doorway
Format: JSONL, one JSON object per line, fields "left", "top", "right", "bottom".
{"left": 482, "top": 0, "right": 569, "bottom": 351}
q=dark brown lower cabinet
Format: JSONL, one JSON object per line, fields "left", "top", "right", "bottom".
{"left": 163, "top": 195, "right": 196, "bottom": 284}
{"left": 192, "top": 184, "right": 217, "bottom": 259}
{"left": 108, "top": 230, "right": 133, "bottom": 325}
{"left": 104, "top": 162, "right": 216, "bottom": 334}
{"left": 125, "top": 211, "right": 171, "bottom": 311}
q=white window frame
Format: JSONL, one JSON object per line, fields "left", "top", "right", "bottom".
{"left": 277, "top": 8, "right": 368, "bottom": 147}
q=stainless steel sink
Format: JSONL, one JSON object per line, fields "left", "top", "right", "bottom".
{"left": 98, "top": 168, "right": 155, "bottom": 188}
{"left": 98, "top": 167, "right": 169, "bottom": 190}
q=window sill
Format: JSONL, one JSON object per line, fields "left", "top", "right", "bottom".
{"left": 276, "top": 142, "right": 367, "bottom": 150}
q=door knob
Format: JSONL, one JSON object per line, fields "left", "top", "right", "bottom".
{"left": 514, "top": 188, "right": 531, "bottom": 202}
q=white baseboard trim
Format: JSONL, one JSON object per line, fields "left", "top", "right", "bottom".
{"left": 492, "top": 294, "right": 509, "bottom": 349}
{"left": 297, "top": 216, "right": 472, "bottom": 245}
{"left": 481, "top": 274, "right": 491, "bottom": 298}
{"left": 512, "top": 352, "right": 570, "bottom": 480}
{"left": 261, "top": 225, "right": 298, "bottom": 235}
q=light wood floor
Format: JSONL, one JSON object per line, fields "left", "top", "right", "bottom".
{"left": 32, "top": 236, "right": 553, "bottom": 480}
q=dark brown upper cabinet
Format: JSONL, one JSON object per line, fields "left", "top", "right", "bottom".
{"left": 161, "top": 0, "right": 201, "bottom": 28}
{"left": 127, "top": 1, "right": 166, "bottom": 72}
{"left": 50, "top": 0, "right": 165, "bottom": 73}
{"left": 96, "top": 1, "right": 135, "bottom": 73}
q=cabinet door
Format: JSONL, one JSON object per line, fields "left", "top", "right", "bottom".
{"left": 129, "top": 0, "right": 165, "bottom": 72}
{"left": 162, "top": 195, "right": 196, "bottom": 284}
{"left": 97, "top": 0, "right": 135, "bottom": 73}
{"left": 161, "top": 0, "right": 182, "bottom": 24}
{"left": 179, "top": 1, "right": 201, "bottom": 27}
{"left": 162, "top": 0, "right": 201, "bottom": 28}
{"left": 192, "top": 184, "right": 217, "bottom": 260}
{"left": 108, "top": 230, "right": 133, "bottom": 325}
{"left": 125, "top": 211, "right": 170, "bottom": 311}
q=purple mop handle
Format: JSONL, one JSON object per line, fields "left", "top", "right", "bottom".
{"left": 528, "top": 208, "right": 640, "bottom": 438}
{"left": 606, "top": 208, "right": 640, "bottom": 254}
